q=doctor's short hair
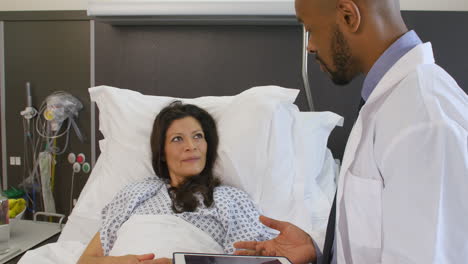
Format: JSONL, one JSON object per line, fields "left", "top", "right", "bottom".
{"left": 150, "top": 101, "right": 220, "bottom": 213}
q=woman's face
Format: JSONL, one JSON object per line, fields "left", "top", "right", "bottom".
{"left": 164, "top": 116, "right": 207, "bottom": 187}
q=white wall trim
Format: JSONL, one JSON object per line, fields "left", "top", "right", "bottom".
{"left": 401, "top": 0, "right": 468, "bottom": 11}
{"left": 87, "top": 0, "right": 468, "bottom": 16}
{"left": 0, "top": 22, "right": 7, "bottom": 190}
{"left": 88, "top": 0, "right": 296, "bottom": 16}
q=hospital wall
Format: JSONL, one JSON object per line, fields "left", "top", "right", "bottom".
{"left": 0, "top": 11, "right": 91, "bottom": 217}
{"left": 0, "top": 8, "right": 468, "bottom": 217}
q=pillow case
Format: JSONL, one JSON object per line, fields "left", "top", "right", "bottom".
{"left": 61, "top": 85, "right": 299, "bottom": 242}
{"left": 293, "top": 111, "right": 343, "bottom": 248}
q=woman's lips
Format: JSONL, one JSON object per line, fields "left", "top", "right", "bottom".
{"left": 182, "top": 157, "right": 200, "bottom": 162}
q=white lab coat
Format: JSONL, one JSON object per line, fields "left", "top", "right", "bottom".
{"left": 335, "top": 42, "right": 468, "bottom": 263}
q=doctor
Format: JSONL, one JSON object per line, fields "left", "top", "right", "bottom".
{"left": 234, "top": 0, "right": 468, "bottom": 263}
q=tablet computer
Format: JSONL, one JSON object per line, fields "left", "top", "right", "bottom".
{"left": 173, "top": 252, "right": 292, "bottom": 264}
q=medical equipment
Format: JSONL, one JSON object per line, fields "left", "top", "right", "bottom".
{"left": 19, "top": 83, "right": 42, "bottom": 213}
{"left": 20, "top": 90, "right": 84, "bottom": 214}
{"left": 69, "top": 168, "right": 77, "bottom": 215}
{"left": 35, "top": 91, "right": 84, "bottom": 148}
{"left": 20, "top": 83, "right": 37, "bottom": 120}
{"left": 38, "top": 152, "right": 56, "bottom": 213}
{"left": 67, "top": 152, "right": 91, "bottom": 215}
{"left": 20, "top": 83, "right": 38, "bottom": 196}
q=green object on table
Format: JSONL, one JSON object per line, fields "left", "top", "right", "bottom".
{"left": 3, "top": 187, "right": 25, "bottom": 199}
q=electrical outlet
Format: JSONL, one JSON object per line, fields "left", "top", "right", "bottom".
{"left": 15, "top": 157, "right": 21, "bottom": 166}
{"left": 9, "top": 157, "right": 15, "bottom": 166}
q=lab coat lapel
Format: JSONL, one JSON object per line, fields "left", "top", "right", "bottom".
{"left": 365, "top": 42, "right": 435, "bottom": 106}
{"left": 335, "top": 109, "right": 363, "bottom": 264}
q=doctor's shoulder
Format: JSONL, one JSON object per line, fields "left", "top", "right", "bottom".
{"left": 377, "top": 63, "right": 466, "bottom": 124}
{"left": 413, "top": 63, "right": 468, "bottom": 127}
{"left": 372, "top": 63, "right": 467, "bottom": 157}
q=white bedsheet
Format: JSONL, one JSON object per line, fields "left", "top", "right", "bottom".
{"left": 19, "top": 215, "right": 224, "bottom": 264}
{"left": 18, "top": 241, "right": 86, "bottom": 264}
{"left": 110, "top": 215, "right": 224, "bottom": 257}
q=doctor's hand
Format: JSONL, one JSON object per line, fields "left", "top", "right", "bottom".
{"left": 233, "top": 216, "right": 316, "bottom": 264}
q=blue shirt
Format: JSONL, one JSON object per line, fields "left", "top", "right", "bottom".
{"left": 361, "top": 30, "right": 422, "bottom": 101}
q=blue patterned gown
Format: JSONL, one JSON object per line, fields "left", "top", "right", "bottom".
{"left": 100, "top": 178, "right": 276, "bottom": 256}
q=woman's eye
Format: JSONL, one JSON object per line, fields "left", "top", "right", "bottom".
{"left": 194, "top": 133, "right": 204, "bottom": 139}
{"left": 171, "top": 136, "right": 182, "bottom": 142}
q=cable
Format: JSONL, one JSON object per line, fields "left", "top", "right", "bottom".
{"left": 51, "top": 139, "right": 56, "bottom": 190}
{"left": 69, "top": 170, "right": 75, "bottom": 215}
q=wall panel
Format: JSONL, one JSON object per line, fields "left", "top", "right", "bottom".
{"left": 95, "top": 11, "right": 468, "bottom": 161}
{"left": 3, "top": 16, "right": 91, "bottom": 215}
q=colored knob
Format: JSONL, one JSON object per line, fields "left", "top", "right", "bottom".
{"left": 82, "top": 162, "right": 91, "bottom": 173}
{"left": 68, "top": 153, "right": 76, "bottom": 164}
{"left": 73, "top": 162, "right": 81, "bottom": 173}
{"left": 77, "top": 153, "right": 85, "bottom": 164}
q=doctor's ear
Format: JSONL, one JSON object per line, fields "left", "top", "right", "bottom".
{"left": 337, "top": 0, "right": 361, "bottom": 33}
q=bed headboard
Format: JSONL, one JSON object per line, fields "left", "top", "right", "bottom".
{"left": 93, "top": 11, "right": 468, "bottom": 162}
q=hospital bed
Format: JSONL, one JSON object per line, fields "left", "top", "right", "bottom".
{"left": 17, "top": 85, "right": 342, "bottom": 263}
{"left": 17, "top": 1, "right": 343, "bottom": 262}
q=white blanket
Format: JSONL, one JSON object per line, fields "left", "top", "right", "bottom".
{"left": 18, "top": 241, "right": 86, "bottom": 264}
{"left": 110, "top": 215, "right": 224, "bottom": 257}
{"left": 19, "top": 215, "right": 224, "bottom": 263}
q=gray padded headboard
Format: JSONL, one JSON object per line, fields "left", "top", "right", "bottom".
{"left": 94, "top": 11, "right": 468, "bottom": 160}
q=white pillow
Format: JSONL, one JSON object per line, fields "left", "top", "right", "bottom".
{"left": 294, "top": 111, "right": 343, "bottom": 249}
{"left": 60, "top": 85, "right": 299, "bottom": 242}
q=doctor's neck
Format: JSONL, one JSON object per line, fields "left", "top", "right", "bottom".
{"left": 345, "top": 0, "right": 409, "bottom": 75}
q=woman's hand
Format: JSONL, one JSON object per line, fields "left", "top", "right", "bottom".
{"left": 79, "top": 253, "right": 171, "bottom": 264}
{"left": 77, "top": 232, "right": 173, "bottom": 264}
{"left": 90, "top": 254, "right": 171, "bottom": 264}
{"left": 233, "top": 216, "right": 316, "bottom": 264}
{"left": 142, "top": 258, "right": 172, "bottom": 264}
{"left": 113, "top": 253, "right": 156, "bottom": 264}
{"left": 108, "top": 253, "right": 154, "bottom": 264}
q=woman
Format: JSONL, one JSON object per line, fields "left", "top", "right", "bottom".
{"left": 78, "top": 102, "right": 275, "bottom": 264}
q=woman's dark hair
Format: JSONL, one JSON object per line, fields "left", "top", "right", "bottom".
{"left": 151, "top": 101, "right": 220, "bottom": 213}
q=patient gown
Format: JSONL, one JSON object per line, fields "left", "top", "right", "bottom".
{"left": 100, "top": 178, "right": 275, "bottom": 255}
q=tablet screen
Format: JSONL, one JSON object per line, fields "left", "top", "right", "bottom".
{"left": 175, "top": 253, "right": 291, "bottom": 264}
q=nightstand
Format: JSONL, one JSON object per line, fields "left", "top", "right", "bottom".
{"left": 0, "top": 213, "right": 65, "bottom": 264}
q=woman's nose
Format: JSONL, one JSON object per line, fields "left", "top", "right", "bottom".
{"left": 184, "top": 140, "right": 197, "bottom": 151}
